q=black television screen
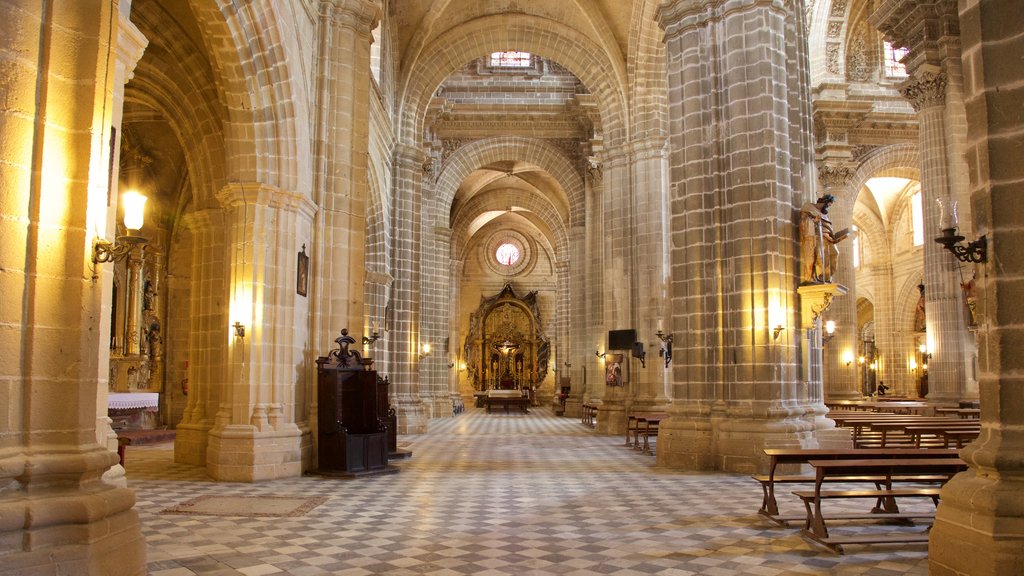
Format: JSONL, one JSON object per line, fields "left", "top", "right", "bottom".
{"left": 607, "top": 329, "right": 636, "bottom": 350}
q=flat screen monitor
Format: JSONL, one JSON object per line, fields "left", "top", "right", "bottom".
{"left": 607, "top": 329, "right": 636, "bottom": 350}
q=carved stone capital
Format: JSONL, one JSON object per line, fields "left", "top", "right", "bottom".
{"left": 900, "top": 71, "right": 947, "bottom": 111}
{"left": 817, "top": 164, "right": 857, "bottom": 190}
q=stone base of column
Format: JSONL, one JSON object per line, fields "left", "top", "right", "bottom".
{"left": 929, "top": 470, "right": 1024, "bottom": 576}
{"left": 206, "top": 424, "right": 303, "bottom": 481}
{"left": 596, "top": 401, "right": 626, "bottom": 435}
{"left": 657, "top": 410, "right": 852, "bottom": 473}
{"left": 1, "top": 450, "right": 146, "bottom": 576}
{"left": 174, "top": 422, "right": 211, "bottom": 466}
{"left": 395, "top": 394, "right": 428, "bottom": 434}
{"left": 563, "top": 397, "right": 584, "bottom": 418}
{"left": 432, "top": 395, "right": 453, "bottom": 418}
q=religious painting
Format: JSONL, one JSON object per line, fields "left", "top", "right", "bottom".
{"left": 297, "top": 244, "right": 309, "bottom": 297}
{"left": 605, "top": 353, "right": 624, "bottom": 386}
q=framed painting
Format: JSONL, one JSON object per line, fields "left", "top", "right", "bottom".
{"left": 605, "top": 353, "right": 624, "bottom": 386}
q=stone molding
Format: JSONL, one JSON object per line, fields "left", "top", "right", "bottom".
{"left": 364, "top": 270, "right": 393, "bottom": 287}
{"left": 899, "top": 71, "right": 947, "bottom": 111}
{"left": 215, "top": 182, "right": 317, "bottom": 218}
{"left": 321, "top": 0, "right": 380, "bottom": 36}
{"left": 116, "top": 10, "right": 149, "bottom": 83}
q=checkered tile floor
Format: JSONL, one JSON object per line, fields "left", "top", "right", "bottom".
{"left": 131, "top": 407, "right": 930, "bottom": 575}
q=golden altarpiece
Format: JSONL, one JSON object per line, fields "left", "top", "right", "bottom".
{"left": 463, "top": 284, "right": 551, "bottom": 393}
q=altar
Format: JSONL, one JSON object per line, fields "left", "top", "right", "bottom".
{"left": 108, "top": 392, "right": 160, "bottom": 430}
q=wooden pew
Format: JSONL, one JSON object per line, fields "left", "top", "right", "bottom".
{"left": 635, "top": 414, "right": 667, "bottom": 455}
{"left": 795, "top": 457, "right": 967, "bottom": 553}
{"left": 757, "top": 447, "right": 959, "bottom": 523}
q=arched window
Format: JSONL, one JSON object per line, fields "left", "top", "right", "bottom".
{"left": 489, "top": 51, "right": 532, "bottom": 68}
{"left": 884, "top": 41, "right": 908, "bottom": 78}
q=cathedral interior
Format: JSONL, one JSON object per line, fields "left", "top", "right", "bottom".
{"left": 1, "top": 0, "right": 1021, "bottom": 574}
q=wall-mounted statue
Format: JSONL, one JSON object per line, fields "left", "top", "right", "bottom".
{"left": 800, "top": 194, "right": 853, "bottom": 284}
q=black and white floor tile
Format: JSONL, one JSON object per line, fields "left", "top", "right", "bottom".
{"left": 131, "top": 407, "right": 931, "bottom": 575}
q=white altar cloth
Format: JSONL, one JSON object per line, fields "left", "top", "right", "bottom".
{"left": 108, "top": 392, "right": 159, "bottom": 410}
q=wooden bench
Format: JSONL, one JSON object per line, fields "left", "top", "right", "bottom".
{"left": 757, "top": 447, "right": 959, "bottom": 523}
{"left": 581, "top": 402, "right": 598, "bottom": 427}
{"left": 635, "top": 415, "right": 666, "bottom": 455}
{"left": 796, "top": 457, "right": 967, "bottom": 553}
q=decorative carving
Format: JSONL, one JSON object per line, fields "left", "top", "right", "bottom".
{"left": 441, "top": 138, "right": 470, "bottom": 162}
{"left": 900, "top": 71, "right": 947, "bottom": 111}
{"left": 827, "top": 21, "right": 842, "bottom": 37}
{"left": 826, "top": 43, "right": 841, "bottom": 74}
{"left": 851, "top": 145, "right": 879, "bottom": 160}
{"left": 818, "top": 165, "right": 856, "bottom": 189}
{"left": 829, "top": 0, "right": 848, "bottom": 18}
{"left": 845, "top": 24, "right": 875, "bottom": 82}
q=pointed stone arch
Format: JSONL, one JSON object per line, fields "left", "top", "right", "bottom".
{"left": 187, "top": 0, "right": 311, "bottom": 195}
{"left": 436, "top": 137, "right": 585, "bottom": 223}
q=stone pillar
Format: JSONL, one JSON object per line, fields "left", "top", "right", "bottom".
{"left": 816, "top": 163, "right": 861, "bottom": 399}
{"left": 390, "top": 143, "right": 429, "bottom": 433}
{"left": 596, "top": 146, "right": 629, "bottom": 435}
{"left": 630, "top": 138, "right": 672, "bottom": 409}
{"left": 422, "top": 224, "right": 454, "bottom": 418}
{"left": 871, "top": 0, "right": 973, "bottom": 404}
{"left": 310, "top": 0, "right": 380, "bottom": 366}
{"left": 448, "top": 258, "right": 465, "bottom": 408}
{"left": 562, "top": 225, "right": 587, "bottom": 417}
{"left": 0, "top": 1, "right": 146, "bottom": 573}
{"left": 927, "top": 0, "right": 1024, "bottom": 572}
{"left": 656, "top": 0, "right": 844, "bottom": 474}
{"left": 96, "top": 7, "right": 149, "bottom": 463}
{"left": 202, "top": 183, "right": 310, "bottom": 482}
{"left": 175, "top": 210, "right": 227, "bottom": 467}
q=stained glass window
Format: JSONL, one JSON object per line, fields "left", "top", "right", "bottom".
{"left": 496, "top": 243, "right": 521, "bottom": 266}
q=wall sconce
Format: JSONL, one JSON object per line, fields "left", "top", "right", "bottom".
{"left": 459, "top": 361, "right": 467, "bottom": 371}
{"left": 772, "top": 325, "right": 785, "bottom": 341}
{"left": 655, "top": 330, "right": 673, "bottom": 368}
{"left": 564, "top": 361, "right": 572, "bottom": 368}
{"left": 362, "top": 331, "right": 380, "bottom": 346}
{"left": 419, "top": 343, "right": 432, "bottom": 359}
{"left": 918, "top": 343, "right": 932, "bottom": 361}
{"left": 233, "top": 321, "right": 246, "bottom": 339}
{"left": 595, "top": 350, "right": 606, "bottom": 359}
{"left": 842, "top": 350, "right": 855, "bottom": 366}
{"left": 93, "top": 191, "right": 148, "bottom": 264}
{"left": 935, "top": 198, "right": 987, "bottom": 263}
{"left": 447, "top": 361, "right": 455, "bottom": 369}
{"left": 822, "top": 320, "right": 836, "bottom": 344}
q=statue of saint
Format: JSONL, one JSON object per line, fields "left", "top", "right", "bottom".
{"left": 800, "top": 194, "right": 852, "bottom": 284}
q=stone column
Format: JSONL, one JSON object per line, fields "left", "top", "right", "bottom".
{"left": 0, "top": 1, "right": 146, "bottom": 573}
{"left": 96, "top": 7, "right": 149, "bottom": 462}
{"left": 448, "top": 258, "right": 465, "bottom": 408}
{"left": 201, "top": 183, "right": 310, "bottom": 482}
{"left": 390, "top": 143, "right": 429, "bottom": 433}
{"left": 596, "top": 146, "right": 629, "bottom": 435}
{"left": 310, "top": 0, "right": 380, "bottom": 363}
{"left": 422, "top": 223, "right": 454, "bottom": 418}
{"left": 656, "top": 0, "right": 845, "bottom": 473}
{"left": 927, "top": 0, "right": 1024, "bottom": 572}
{"left": 175, "top": 209, "right": 227, "bottom": 467}
{"left": 871, "top": 0, "right": 973, "bottom": 404}
{"left": 817, "top": 163, "right": 861, "bottom": 399}
{"left": 563, "top": 224, "right": 587, "bottom": 417}
{"left": 630, "top": 138, "right": 672, "bottom": 409}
